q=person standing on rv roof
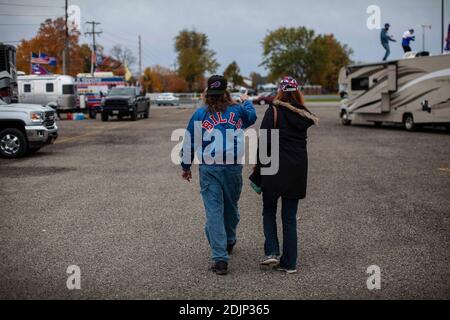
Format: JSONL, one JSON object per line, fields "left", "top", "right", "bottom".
{"left": 380, "top": 23, "right": 396, "bottom": 61}
{"left": 402, "top": 29, "right": 416, "bottom": 53}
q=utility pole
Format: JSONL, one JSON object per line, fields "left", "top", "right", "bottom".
{"left": 63, "top": 0, "right": 69, "bottom": 75}
{"left": 85, "top": 21, "right": 102, "bottom": 76}
{"left": 138, "top": 35, "right": 142, "bottom": 85}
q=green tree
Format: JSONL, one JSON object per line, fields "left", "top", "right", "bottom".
{"left": 223, "top": 61, "right": 244, "bottom": 89}
{"left": 175, "top": 29, "right": 219, "bottom": 92}
{"left": 261, "top": 27, "right": 353, "bottom": 92}
{"left": 307, "top": 34, "right": 353, "bottom": 92}
{"left": 261, "top": 27, "right": 315, "bottom": 84}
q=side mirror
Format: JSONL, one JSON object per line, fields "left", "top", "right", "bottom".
{"left": 421, "top": 100, "right": 431, "bottom": 113}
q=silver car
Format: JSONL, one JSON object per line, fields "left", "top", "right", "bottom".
{"left": 155, "top": 93, "right": 180, "bottom": 106}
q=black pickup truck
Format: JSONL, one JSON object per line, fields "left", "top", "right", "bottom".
{"left": 100, "top": 87, "right": 150, "bottom": 121}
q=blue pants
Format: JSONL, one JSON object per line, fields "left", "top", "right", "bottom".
{"left": 199, "top": 165, "right": 243, "bottom": 262}
{"left": 262, "top": 192, "right": 299, "bottom": 270}
{"left": 382, "top": 43, "right": 390, "bottom": 61}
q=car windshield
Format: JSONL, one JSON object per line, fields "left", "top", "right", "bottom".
{"left": 108, "top": 87, "right": 136, "bottom": 96}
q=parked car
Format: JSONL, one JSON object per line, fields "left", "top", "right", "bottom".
{"left": 253, "top": 92, "right": 277, "bottom": 105}
{"left": 100, "top": 86, "right": 150, "bottom": 122}
{"left": 0, "top": 97, "right": 58, "bottom": 158}
{"left": 155, "top": 93, "right": 180, "bottom": 106}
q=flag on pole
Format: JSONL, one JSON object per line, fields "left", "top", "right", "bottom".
{"left": 39, "top": 53, "right": 57, "bottom": 66}
{"left": 31, "top": 52, "right": 57, "bottom": 66}
{"left": 31, "top": 64, "right": 49, "bottom": 75}
{"left": 125, "top": 64, "right": 132, "bottom": 81}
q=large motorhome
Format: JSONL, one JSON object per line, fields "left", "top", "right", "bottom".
{"left": 17, "top": 74, "right": 76, "bottom": 114}
{"left": 0, "top": 43, "right": 18, "bottom": 103}
{"left": 339, "top": 53, "right": 450, "bottom": 131}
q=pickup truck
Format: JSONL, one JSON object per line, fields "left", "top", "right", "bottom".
{"left": 0, "top": 97, "right": 58, "bottom": 158}
{"left": 100, "top": 86, "right": 150, "bottom": 121}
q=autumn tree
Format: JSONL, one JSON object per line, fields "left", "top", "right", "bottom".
{"left": 79, "top": 44, "right": 93, "bottom": 73}
{"left": 16, "top": 18, "right": 85, "bottom": 76}
{"left": 307, "top": 34, "right": 353, "bottom": 92}
{"left": 141, "top": 65, "right": 187, "bottom": 93}
{"left": 223, "top": 61, "right": 244, "bottom": 89}
{"left": 175, "top": 29, "right": 219, "bottom": 92}
{"left": 249, "top": 72, "right": 268, "bottom": 91}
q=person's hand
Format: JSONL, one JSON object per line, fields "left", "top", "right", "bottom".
{"left": 240, "top": 93, "right": 249, "bottom": 102}
{"left": 182, "top": 170, "right": 192, "bottom": 182}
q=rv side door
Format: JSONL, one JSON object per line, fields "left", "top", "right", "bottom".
{"left": 387, "top": 64, "right": 398, "bottom": 93}
{"left": 381, "top": 64, "right": 398, "bottom": 113}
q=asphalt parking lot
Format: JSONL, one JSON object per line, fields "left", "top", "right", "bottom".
{"left": 0, "top": 104, "right": 449, "bottom": 300}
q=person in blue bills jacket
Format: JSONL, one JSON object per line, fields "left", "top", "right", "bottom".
{"left": 180, "top": 75, "right": 257, "bottom": 275}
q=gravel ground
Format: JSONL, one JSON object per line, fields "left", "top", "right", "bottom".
{"left": 0, "top": 104, "right": 449, "bottom": 300}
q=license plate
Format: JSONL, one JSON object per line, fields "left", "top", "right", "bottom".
{"left": 113, "top": 110, "right": 119, "bottom": 115}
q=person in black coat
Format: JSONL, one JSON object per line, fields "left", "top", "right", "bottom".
{"left": 258, "top": 76, "right": 319, "bottom": 274}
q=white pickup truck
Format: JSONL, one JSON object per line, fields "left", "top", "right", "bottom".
{"left": 0, "top": 97, "right": 58, "bottom": 158}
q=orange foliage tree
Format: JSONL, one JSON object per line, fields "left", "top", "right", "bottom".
{"left": 141, "top": 65, "right": 188, "bottom": 93}
{"left": 16, "top": 18, "right": 88, "bottom": 76}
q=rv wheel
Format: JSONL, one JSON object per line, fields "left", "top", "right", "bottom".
{"left": 341, "top": 111, "right": 351, "bottom": 126}
{"left": 404, "top": 114, "right": 416, "bottom": 131}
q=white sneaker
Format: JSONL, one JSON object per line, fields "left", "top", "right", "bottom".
{"left": 260, "top": 255, "right": 279, "bottom": 266}
{"left": 276, "top": 267, "right": 297, "bottom": 274}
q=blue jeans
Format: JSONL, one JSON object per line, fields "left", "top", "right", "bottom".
{"left": 262, "top": 192, "right": 299, "bottom": 270}
{"left": 382, "top": 43, "right": 390, "bottom": 61}
{"left": 199, "top": 165, "right": 243, "bottom": 262}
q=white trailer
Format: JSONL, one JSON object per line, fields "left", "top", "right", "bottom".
{"left": 339, "top": 54, "right": 450, "bottom": 131}
{"left": 17, "top": 74, "right": 76, "bottom": 113}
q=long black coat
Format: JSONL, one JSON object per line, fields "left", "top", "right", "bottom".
{"left": 259, "top": 101, "right": 314, "bottom": 199}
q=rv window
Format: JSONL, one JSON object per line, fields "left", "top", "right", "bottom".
{"left": 351, "top": 77, "right": 370, "bottom": 91}
{"left": 62, "top": 85, "right": 74, "bottom": 95}
{"left": 46, "top": 83, "right": 54, "bottom": 92}
{"left": 24, "top": 84, "right": 31, "bottom": 93}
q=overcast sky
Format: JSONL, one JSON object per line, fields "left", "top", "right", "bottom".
{"left": 2, "top": 0, "right": 449, "bottom": 76}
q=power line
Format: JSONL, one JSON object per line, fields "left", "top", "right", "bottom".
{"left": 85, "top": 21, "right": 102, "bottom": 75}
{"left": 0, "top": 23, "right": 40, "bottom": 26}
{"left": 0, "top": 2, "right": 63, "bottom": 8}
{"left": 0, "top": 13, "right": 60, "bottom": 17}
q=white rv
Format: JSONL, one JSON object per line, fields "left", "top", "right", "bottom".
{"left": 339, "top": 54, "right": 450, "bottom": 131}
{"left": 17, "top": 74, "right": 76, "bottom": 113}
